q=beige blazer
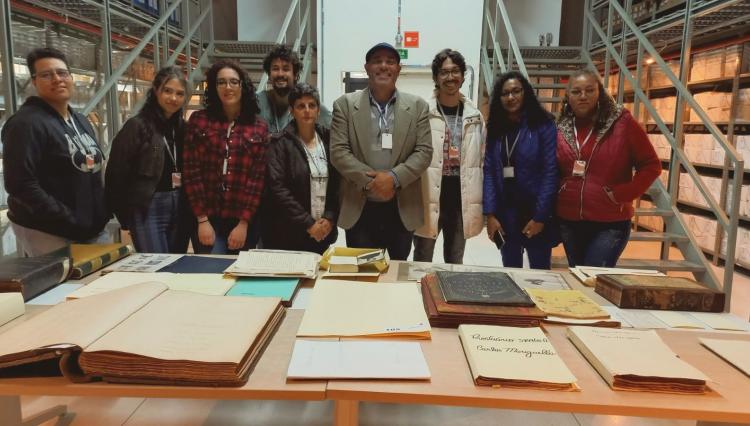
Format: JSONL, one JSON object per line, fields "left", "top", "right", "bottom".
{"left": 330, "top": 89, "right": 433, "bottom": 231}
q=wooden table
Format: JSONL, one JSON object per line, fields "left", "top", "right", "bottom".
{"left": 2, "top": 260, "right": 750, "bottom": 426}
{"left": 0, "top": 310, "right": 326, "bottom": 426}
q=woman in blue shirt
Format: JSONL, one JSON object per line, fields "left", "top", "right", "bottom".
{"left": 483, "top": 71, "right": 559, "bottom": 269}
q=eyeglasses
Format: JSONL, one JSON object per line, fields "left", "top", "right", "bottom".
{"left": 33, "top": 68, "right": 71, "bottom": 81}
{"left": 500, "top": 87, "right": 524, "bottom": 98}
{"left": 216, "top": 78, "right": 241, "bottom": 88}
{"left": 569, "top": 88, "right": 597, "bottom": 98}
{"left": 438, "top": 68, "right": 463, "bottom": 78}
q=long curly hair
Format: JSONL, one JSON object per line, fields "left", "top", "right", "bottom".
{"left": 203, "top": 60, "right": 260, "bottom": 124}
{"left": 558, "top": 68, "right": 617, "bottom": 132}
{"left": 137, "top": 66, "right": 186, "bottom": 144}
{"left": 487, "top": 71, "right": 553, "bottom": 142}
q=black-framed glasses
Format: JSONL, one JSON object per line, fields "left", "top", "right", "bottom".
{"left": 33, "top": 68, "right": 71, "bottom": 81}
{"left": 500, "top": 87, "right": 524, "bottom": 98}
{"left": 217, "top": 78, "right": 241, "bottom": 88}
{"left": 438, "top": 68, "right": 463, "bottom": 78}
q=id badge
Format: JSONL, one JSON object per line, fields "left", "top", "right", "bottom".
{"left": 572, "top": 160, "right": 586, "bottom": 177}
{"left": 381, "top": 132, "right": 393, "bottom": 150}
{"left": 85, "top": 154, "right": 95, "bottom": 170}
{"left": 503, "top": 166, "right": 515, "bottom": 178}
{"left": 448, "top": 145, "right": 460, "bottom": 160}
{"left": 172, "top": 172, "right": 182, "bottom": 188}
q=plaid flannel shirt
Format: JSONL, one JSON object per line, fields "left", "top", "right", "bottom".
{"left": 183, "top": 110, "right": 269, "bottom": 222}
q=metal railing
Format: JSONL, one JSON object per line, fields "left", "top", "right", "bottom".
{"left": 479, "top": 0, "right": 528, "bottom": 94}
{"left": 583, "top": 0, "right": 742, "bottom": 306}
{"left": 256, "top": 0, "right": 314, "bottom": 92}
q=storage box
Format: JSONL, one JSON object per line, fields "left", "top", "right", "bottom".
{"left": 320, "top": 247, "right": 389, "bottom": 278}
{"left": 724, "top": 43, "right": 750, "bottom": 77}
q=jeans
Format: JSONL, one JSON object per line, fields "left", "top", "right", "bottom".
{"left": 129, "top": 190, "right": 183, "bottom": 253}
{"left": 500, "top": 242, "right": 552, "bottom": 269}
{"left": 413, "top": 176, "right": 465, "bottom": 264}
{"left": 345, "top": 200, "right": 413, "bottom": 261}
{"left": 11, "top": 222, "right": 111, "bottom": 257}
{"left": 192, "top": 216, "right": 260, "bottom": 255}
{"left": 559, "top": 219, "right": 632, "bottom": 267}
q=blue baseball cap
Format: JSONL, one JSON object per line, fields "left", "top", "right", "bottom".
{"left": 365, "top": 42, "right": 400, "bottom": 64}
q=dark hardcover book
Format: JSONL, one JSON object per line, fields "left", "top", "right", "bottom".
{"left": 157, "top": 256, "right": 236, "bottom": 273}
{"left": 0, "top": 255, "right": 71, "bottom": 301}
{"left": 435, "top": 271, "right": 535, "bottom": 306}
{"left": 594, "top": 274, "right": 725, "bottom": 312}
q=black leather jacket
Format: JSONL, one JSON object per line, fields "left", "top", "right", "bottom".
{"left": 260, "top": 122, "right": 340, "bottom": 254}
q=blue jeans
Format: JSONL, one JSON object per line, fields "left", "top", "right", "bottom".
{"left": 193, "top": 216, "right": 260, "bottom": 255}
{"left": 559, "top": 219, "right": 631, "bottom": 267}
{"left": 345, "top": 200, "right": 413, "bottom": 261}
{"left": 500, "top": 242, "right": 552, "bottom": 269}
{"left": 129, "top": 190, "right": 184, "bottom": 253}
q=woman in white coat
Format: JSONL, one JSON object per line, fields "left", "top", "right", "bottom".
{"left": 413, "top": 49, "right": 485, "bottom": 264}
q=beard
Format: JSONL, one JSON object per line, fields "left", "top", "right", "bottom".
{"left": 272, "top": 79, "right": 292, "bottom": 96}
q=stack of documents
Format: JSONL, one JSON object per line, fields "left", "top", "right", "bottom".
{"left": 459, "top": 324, "right": 578, "bottom": 390}
{"left": 297, "top": 280, "right": 431, "bottom": 339}
{"left": 567, "top": 326, "right": 709, "bottom": 394}
{"left": 525, "top": 289, "right": 620, "bottom": 327}
{"left": 225, "top": 250, "right": 320, "bottom": 278}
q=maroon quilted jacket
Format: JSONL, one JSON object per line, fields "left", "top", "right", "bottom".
{"left": 556, "top": 103, "right": 661, "bottom": 222}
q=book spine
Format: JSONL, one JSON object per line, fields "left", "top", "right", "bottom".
{"left": 20, "top": 261, "right": 68, "bottom": 301}
{"left": 594, "top": 283, "right": 624, "bottom": 307}
{"left": 72, "top": 245, "right": 133, "bottom": 279}
{"left": 622, "top": 288, "right": 725, "bottom": 312}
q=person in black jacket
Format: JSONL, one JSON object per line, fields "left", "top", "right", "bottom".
{"left": 261, "top": 83, "right": 339, "bottom": 254}
{"left": 2, "top": 47, "right": 110, "bottom": 256}
{"left": 105, "top": 66, "right": 193, "bottom": 253}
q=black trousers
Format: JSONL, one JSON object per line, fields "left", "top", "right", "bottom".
{"left": 345, "top": 200, "right": 413, "bottom": 261}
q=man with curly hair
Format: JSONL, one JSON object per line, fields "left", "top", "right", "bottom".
{"left": 258, "top": 44, "right": 332, "bottom": 133}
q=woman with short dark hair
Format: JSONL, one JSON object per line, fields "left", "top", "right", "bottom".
{"left": 106, "top": 66, "right": 191, "bottom": 253}
{"left": 182, "top": 60, "right": 269, "bottom": 254}
{"left": 484, "top": 71, "right": 559, "bottom": 269}
{"left": 261, "top": 83, "right": 339, "bottom": 254}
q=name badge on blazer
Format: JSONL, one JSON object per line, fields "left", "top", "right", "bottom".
{"left": 381, "top": 132, "right": 393, "bottom": 150}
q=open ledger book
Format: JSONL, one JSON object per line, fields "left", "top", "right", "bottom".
{"left": 0, "top": 282, "right": 284, "bottom": 386}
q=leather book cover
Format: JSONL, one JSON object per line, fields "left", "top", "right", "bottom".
{"left": 595, "top": 274, "right": 725, "bottom": 312}
{"left": 435, "top": 271, "right": 535, "bottom": 306}
{"left": 0, "top": 255, "right": 70, "bottom": 301}
{"left": 69, "top": 243, "right": 134, "bottom": 279}
{"left": 421, "top": 275, "right": 544, "bottom": 328}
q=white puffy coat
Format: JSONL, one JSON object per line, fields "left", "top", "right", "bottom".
{"left": 414, "top": 95, "right": 485, "bottom": 239}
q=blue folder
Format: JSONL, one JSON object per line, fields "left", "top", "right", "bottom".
{"left": 226, "top": 277, "right": 301, "bottom": 306}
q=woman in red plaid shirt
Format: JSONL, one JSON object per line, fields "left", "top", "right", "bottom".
{"left": 183, "top": 60, "right": 269, "bottom": 254}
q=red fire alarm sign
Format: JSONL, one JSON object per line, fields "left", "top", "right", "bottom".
{"left": 404, "top": 31, "right": 419, "bottom": 48}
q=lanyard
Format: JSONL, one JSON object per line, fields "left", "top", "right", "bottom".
{"left": 436, "top": 103, "right": 462, "bottom": 143}
{"left": 162, "top": 135, "right": 177, "bottom": 171}
{"left": 573, "top": 118, "right": 594, "bottom": 158}
{"left": 504, "top": 130, "right": 521, "bottom": 166}
{"left": 66, "top": 116, "right": 83, "bottom": 140}
{"left": 301, "top": 133, "right": 327, "bottom": 178}
{"left": 370, "top": 93, "right": 395, "bottom": 134}
{"left": 222, "top": 121, "right": 235, "bottom": 177}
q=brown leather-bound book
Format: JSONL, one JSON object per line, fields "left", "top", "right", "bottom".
{"left": 421, "top": 274, "right": 545, "bottom": 328}
{"left": 0, "top": 255, "right": 70, "bottom": 301}
{"left": 595, "top": 274, "right": 724, "bottom": 312}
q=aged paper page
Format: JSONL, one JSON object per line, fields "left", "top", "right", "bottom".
{"left": 85, "top": 290, "right": 281, "bottom": 362}
{"left": 650, "top": 311, "right": 707, "bottom": 329}
{"left": 297, "top": 280, "right": 431, "bottom": 338}
{"left": 525, "top": 289, "right": 609, "bottom": 319}
{"left": 164, "top": 274, "right": 235, "bottom": 296}
{"left": 700, "top": 338, "right": 750, "bottom": 376}
{"left": 225, "top": 250, "right": 320, "bottom": 277}
{"left": 287, "top": 340, "right": 430, "bottom": 379}
{"left": 0, "top": 282, "right": 166, "bottom": 356}
{"left": 458, "top": 324, "right": 577, "bottom": 387}
{"left": 689, "top": 313, "right": 750, "bottom": 331}
{"left": 67, "top": 272, "right": 171, "bottom": 299}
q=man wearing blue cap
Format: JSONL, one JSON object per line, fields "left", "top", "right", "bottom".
{"left": 330, "top": 42, "right": 432, "bottom": 260}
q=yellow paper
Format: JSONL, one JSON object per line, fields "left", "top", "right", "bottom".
{"left": 526, "top": 289, "right": 609, "bottom": 319}
{"left": 297, "top": 279, "right": 430, "bottom": 339}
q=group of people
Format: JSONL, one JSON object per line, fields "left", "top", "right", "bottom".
{"left": 2, "top": 42, "right": 661, "bottom": 270}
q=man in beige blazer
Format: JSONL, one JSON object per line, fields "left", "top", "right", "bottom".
{"left": 330, "top": 42, "right": 432, "bottom": 260}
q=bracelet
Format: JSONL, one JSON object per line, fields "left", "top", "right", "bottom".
{"left": 198, "top": 219, "right": 209, "bottom": 224}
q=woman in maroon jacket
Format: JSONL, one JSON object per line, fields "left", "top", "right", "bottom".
{"left": 556, "top": 68, "right": 661, "bottom": 267}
